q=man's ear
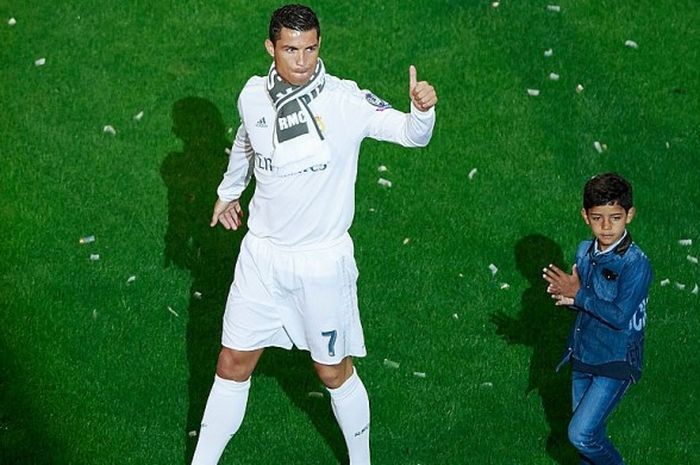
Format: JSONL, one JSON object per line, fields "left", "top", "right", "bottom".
{"left": 580, "top": 208, "right": 590, "bottom": 225}
{"left": 626, "top": 206, "right": 636, "bottom": 224}
{"left": 264, "top": 39, "right": 275, "bottom": 58}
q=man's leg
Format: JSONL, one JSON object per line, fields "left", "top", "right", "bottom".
{"left": 568, "top": 371, "right": 630, "bottom": 465}
{"left": 315, "top": 356, "right": 370, "bottom": 465}
{"left": 191, "top": 347, "right": 263, "bottom": 465}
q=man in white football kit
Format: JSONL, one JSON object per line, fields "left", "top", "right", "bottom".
{"left": 191, "top": 5, "right": 437, "bottom": 465}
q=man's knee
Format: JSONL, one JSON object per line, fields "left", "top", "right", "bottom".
{"left": 315, "top": 357, "right": 353, "bottom": 389}
{"left": 216, "top": 347, "right": 262, "bottom": 382}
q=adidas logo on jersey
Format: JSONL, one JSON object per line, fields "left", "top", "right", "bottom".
{"left": 255, "top": 117, "right": 267, "bottom": 128}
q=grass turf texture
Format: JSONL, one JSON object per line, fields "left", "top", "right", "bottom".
{"left": 1, "top": 0, "right": 699, "bottom": 464}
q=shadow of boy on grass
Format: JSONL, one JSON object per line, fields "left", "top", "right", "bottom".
{"left": 490, "top": 234, "right": 577, "bottom": 465}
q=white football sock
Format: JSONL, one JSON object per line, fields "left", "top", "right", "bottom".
{"left": 191, "top": 375, "right": 251, "bottom": 465}
{"left": 327, "top": 368, "right": 371, "bottom": 465}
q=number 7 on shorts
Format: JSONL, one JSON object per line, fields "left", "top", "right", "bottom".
{"left": 321, "top": 330, "right": 337, "bottom": 357}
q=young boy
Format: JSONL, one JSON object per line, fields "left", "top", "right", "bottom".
{"left": 543, "top": 173, "right": 652, "bottom": 465}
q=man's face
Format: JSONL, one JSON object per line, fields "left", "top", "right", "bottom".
{"left": 581, "top": 203, "right": 635, "bottom": 252}
{"left": 265, "top": 27, "right": 321, "bottom": 86}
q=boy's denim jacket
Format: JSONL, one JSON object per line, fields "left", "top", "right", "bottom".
{"left": 557, "top": 234, "right": 653, "bottom": 381}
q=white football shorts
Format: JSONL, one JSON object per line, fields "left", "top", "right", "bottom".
{"left": 221, "top": 232, "right": 367, "bottom": 365}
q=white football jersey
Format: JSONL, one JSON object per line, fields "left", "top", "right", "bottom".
{"left": 217, "top": 73, "right": 435, "bottom": 248}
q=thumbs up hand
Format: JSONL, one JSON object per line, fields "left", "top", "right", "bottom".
{"left": 409, "top": 65, "right": 437, "bottom": 112}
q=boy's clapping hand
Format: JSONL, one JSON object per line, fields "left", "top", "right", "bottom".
{"left": 543, "top": 264, "right": 580, "bottom": 306}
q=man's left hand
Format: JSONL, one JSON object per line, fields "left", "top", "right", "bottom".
{"left": 409, "top": 65, "right": 437, "bottom": 112}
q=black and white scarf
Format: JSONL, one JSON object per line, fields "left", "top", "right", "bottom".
{"left": 266, "top": 58, "right": 329, "bottom": 176}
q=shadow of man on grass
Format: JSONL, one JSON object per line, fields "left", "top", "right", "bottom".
{"left": 162, "top": 97, "right": 241, "bottom": 462}
{"left": 0, "top": 339, "right": 62, "bottom": 465}
{"left": 162, "top": 97, "right": 346, "bottom": 464}
{"left": 255, "top": 349, "right": 348, "bottom": 464}
{"left": 490, "top": 234, "right": 577, "bottom": 465}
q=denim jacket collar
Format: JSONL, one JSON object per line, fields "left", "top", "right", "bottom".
{"left": 586, "top": 231, "right": 633, "bottom": 259}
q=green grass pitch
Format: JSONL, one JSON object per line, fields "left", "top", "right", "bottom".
{"left": 1, "top": 1, "right": 699, "bottom": 464}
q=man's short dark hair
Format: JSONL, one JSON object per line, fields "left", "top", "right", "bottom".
{"left": 583, "top": 172, "right": 634, "bottom": 211}
{"left": 269, "top": 4, "right": 320, "bottom": 43}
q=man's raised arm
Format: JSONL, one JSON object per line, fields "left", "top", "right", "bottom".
{"left": 366, "top": 65, "right": 437, "bottom": 147}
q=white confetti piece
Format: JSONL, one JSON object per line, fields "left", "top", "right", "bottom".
{"left": 34, "top": 57, "right": 46, "bottom": 66}
{"left": 576, "top": 84, "right": 584, "bottom": 93}
{"left": 89, "top": 254, "right": 100, "bottom": 261}
{"left": 692, "top": 284, "right": 699, "bottom": 295}
{"left": 624, "top": 40, "right": 639, "bottom": 49}
{"left": 79, "top": 235, "right": 96, "bottom": 244}
{"left": 527, "top": 88, "right": 540, "bottom": 96}
{"left": 544, "top": 48, "right": 554, "bottom": 57}
{"left": 458, "top": 273, "right": 464, "bottom": 278}
{"left": 167, "top": 306, "right": 180, "bottom": 317}
{"left": 368, "top": 207, "right": 376, "bottom": 212}
{"left": 452, "top": 313, "right": 459, "bottom": 320}
{"left": 103, "top": 125, "right": 116, "bottom": 135}
{"left": 675, "top": 282, "right": 686, "bottom": 290}
{"left": 307, "top": 391, "right": 324, "bottom": 399}
{"left": 227, "top": 127, "right": 234, "bottom": 134}
{"left": 549, "top": 72, "right": 560, "bottom": 81}
{"left": 688, "top": 255, "right": 698, "bottom": 264}
{"left": 660, "top": 278, "right": 670, "bottom": 287}
{"left": 413, "top": 371, "right": 427, "bottom": 378}
{"left": 593, "top": 141, "right": 604, "bottom": 154}
{"left": 383, "top": 358, "right": 400, "bottom": 369}
{"left": 133, "top": 111, "right": 144, "bottom": 121}
{"left": 92, "top": 309, "right": 98, "bottom": 319}
{"left": 665, "top": 141, "right": 670, "bottom": 149}
{"left": 224, "top": 147, "right": 231, "bottom": 155}
{"left": 377, "top": 178, "right": 392, "bottom": 188}
{"left": 126, "top": 275, "right": 136, "bottom": 284}
{"left": 499, "top": 283, "right": 510, "bottom": 290}
{"left": 377, "top": 165, "right": 388, "bottom": 172}
{"left": 489, "top": 263, "right": 498, "bottom": 276}
{"left": 8, "top": 17, "right": 17, "bottom": 26}
{"left": 188, "top": 430, "right": 198, "bottom": 438}
{"left": 491, "top": 1, "right": 500, "bottom": 7}
{"left": 679, "top": 239, "right": 693, "bottom": 246}
{"left": 403, "top": 238, "right": 410, "bottom": 245}
{"left": 193, "top": 291, "right": 202, "bottom": 300}
{"left": 481, "top": 382, "right": 493, "bottom": 388}
{"left": 547, "top": 5, "right": 561, "bottom": 12}
{"left": 468, "top": 168, "right": 478, "bottom": 180}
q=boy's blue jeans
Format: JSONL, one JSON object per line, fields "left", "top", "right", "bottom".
{"left": 568, "top": 371, "right": 631, "bottom": 465}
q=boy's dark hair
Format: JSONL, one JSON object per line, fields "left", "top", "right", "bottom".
{"left": 269, "top": 4, "right": 320, "bottom": 43}
{"left": 583, "top": 173, "right": 634, "bottom": 211}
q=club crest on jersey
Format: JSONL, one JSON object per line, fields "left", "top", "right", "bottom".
{"left": 365, "top": 93, "right": 392, "bottom": 111}
{"left": 315, "top": 116, "right": 326, "bottom": 134}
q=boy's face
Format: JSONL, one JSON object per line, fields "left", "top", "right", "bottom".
{"left": 581, "top": 203, "right": 636, "bottom": 252}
